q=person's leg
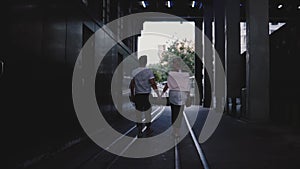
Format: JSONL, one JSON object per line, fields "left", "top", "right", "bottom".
{"left": 145, "top": 107, "right": 152, "bottom": 126}
{"left": 135, "top": 109, "right": 142, "bottom": 124}
{"left": 144, "top": 108, "right": 153, "bottom": 135}
{"left": 135, "top": 94, "right": 144, "bottom": 137}
{"left": 144, "top": 94, "right": 153, "bottom": 135}
{"left": 176, "top": 105, "right": 184, "bottom": 129}
{"left": 171, "top": 104, "right": 180, "bottom": 125}
{"left": 171, "top": 103, "right": 181, "bottom": 137}
{"left": 136, "top": 111, "right": 143, "bottom": 137}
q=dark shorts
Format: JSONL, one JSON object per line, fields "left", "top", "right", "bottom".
{"left": 135, "top": 93, "right": 151, "bottom": 111}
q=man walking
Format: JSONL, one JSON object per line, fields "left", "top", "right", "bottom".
{"left": 130, "top": 55, "right": 160, "bottom": 137}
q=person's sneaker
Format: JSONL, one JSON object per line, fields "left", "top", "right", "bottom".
{"left": 136, "top": 123, "right": 143, "bottom": 138}
{"left": 137, "top": 130, "right": 143, "bottom": 138}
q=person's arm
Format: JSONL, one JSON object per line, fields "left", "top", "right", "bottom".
{"left": 160, "top": 83, "right": 168, "bottom": 97}
{"left": 149, "top": 78, "right": 160, "bottom": 97}
{"left": 129, "top": 79, "right": 135, "bottom": 101}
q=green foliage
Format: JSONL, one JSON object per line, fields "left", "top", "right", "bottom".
{"left": 149, "top": 39, "right": 195, "bottom": 82}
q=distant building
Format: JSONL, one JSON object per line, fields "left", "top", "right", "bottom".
{"left": 157, "top": 44, "right": 166, "bottom": 60}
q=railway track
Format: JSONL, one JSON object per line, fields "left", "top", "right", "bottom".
{"left": 26, "top": 106, "right": 209, "bottom": 169}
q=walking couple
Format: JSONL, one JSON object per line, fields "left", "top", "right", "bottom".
{"left": 130, "top": 55, "right": 191, "bottom": 138}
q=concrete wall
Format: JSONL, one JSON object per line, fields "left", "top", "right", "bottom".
{"left": 270, "top": 21, "right": 300, "bottom": 127}
{"left": 4, "top": 1, "right": 128, "bottom": 167}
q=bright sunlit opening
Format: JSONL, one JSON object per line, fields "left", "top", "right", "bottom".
{"left": 192, "top": 1, "right": 195, "bottom": 8}
{"left": 167, "top": 1, "right": 171, "bottom": 8}
{"left": 141, "top": 1, "right": 146, "bottom": 8}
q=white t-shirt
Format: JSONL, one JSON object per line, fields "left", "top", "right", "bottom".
{"left": 167, "top": 71, "right": 190, "bottom": 105}
{"left": 132, "top": 67, "right": 155, "bottom": 94}
{"left": 167, "top": 71, "right": 190, "bottom": 92}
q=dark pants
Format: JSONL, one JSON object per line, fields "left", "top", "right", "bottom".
{"left": 170, "top": 103, "right": 184, "bottom": 128}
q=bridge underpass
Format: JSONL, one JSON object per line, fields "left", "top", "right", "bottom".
{"left": 4, "top": 0, "right": 300, "bottom": 169}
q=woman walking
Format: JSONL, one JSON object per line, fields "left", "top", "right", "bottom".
{"left": 160, "top": 57, "right": 191, "bottom": 138}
